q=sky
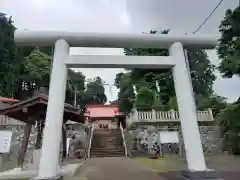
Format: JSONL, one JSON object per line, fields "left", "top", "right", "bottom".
{"left": 1, "top": 0, "right": 240, "bottom": 102}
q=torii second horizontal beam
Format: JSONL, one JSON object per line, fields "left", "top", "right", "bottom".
{"left": 66, "top": 55, "right": 175, "bottom": 69}
{"left": 14, "top": 30, "right": 218, "bottom": 49}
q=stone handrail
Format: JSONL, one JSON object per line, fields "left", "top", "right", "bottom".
{"left": 119, "top": 123, "right": 127, "bottom": 157}
{"left": 87, "top": 123, "right": 95, "bottom": 159}
{"left": 127, "top": 109, "right": 214, "bottom": 123}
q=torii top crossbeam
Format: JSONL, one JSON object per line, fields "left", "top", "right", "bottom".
{"left": 14, "top": 30, "right": 218, "bottom": 49}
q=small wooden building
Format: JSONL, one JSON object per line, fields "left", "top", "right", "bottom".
{"left": 0, "top": 93, "right": 84, "bottom": 168}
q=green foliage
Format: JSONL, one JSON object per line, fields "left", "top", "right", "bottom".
{"left": 196, "top": 94, "right": 227, "bottom": 117}
{"left": 168, "top": 96, "right": 178, "bottom": 110}
{"left": 217, "top": 6, "right": 240, "bottom": 77}
{"left": 216, "top": 6, "right": 240, "bottom": 154}
{"left": 115, "top": 29, "right": 217, "bottom": 114}
{"left": 22, "top": 49, "right": 51, "bottom": 87}
{"left": 217, "top": 103, "right": 240, "bottom": 154}
{"left": 124, "top": 30, "right": 172, "bottom": 106}
{"left": 0, "top": 13, "right": 18, "bottom": 97}
{"left": 186, "top": 48, "right": 216, "bottom": 96}
{"left": 84, "top": 77, "right": 107, "bottom": 105}
{"left": 16, "top": 48, "right": 86, "bottom": 105}
{"left": 0, "top": 13, "right": 89, "bottom": 108}
{"left": 135, "top": 87, "right": 155, "bottom": 110}
{"left": 153, "top": 94, "right": 164, "bottom": 110}
{"left": 114, "top": 72, "right": 135, "bottom": 114}
{"left": 65, "top": 70, "right": 85, "bottom": 107}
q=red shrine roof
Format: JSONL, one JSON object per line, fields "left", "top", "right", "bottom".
{"left": 0, "top": 97, "right": 20, "bottom": 103}
{"left": 84, "top": 104, "right": 124, "bottom": 118}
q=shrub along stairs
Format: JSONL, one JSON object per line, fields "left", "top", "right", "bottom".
{"left": 90, "top": 128, "right": 126, "bottom": 158}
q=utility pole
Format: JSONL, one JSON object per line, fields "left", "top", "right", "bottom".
{"left": 74, "top": 86, "right": 77, "bottom": 106}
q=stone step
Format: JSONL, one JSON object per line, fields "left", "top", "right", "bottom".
{"left": 91, "top": 147, "right": 125, "bottom": 151}
{"left": 91, "top": 152, "right": 125, "bottom": 156}
{"left": 92, "top": 136, "right": 122, "bottom": 139}
{"left": 94, "top": 129, "right": 121, "bottom": 132}
{"left": 92, "top": 139, "right": 122, "bottom": 143}
{"left": 90, "top": 153, "right": 125, "bottom": 158}
{"left": 91, "top": 150, "right": 125, "bottom": 154}
{"left": 93, "top": 133, "right": 122, "bottom": 137}
{"left": 90, "top": 128, "right": 124, "bottom": 158}
{"left": 91, "top": 145, "right": 123, "bottom": 148}
{"left": 92, "top": 142, "right": 122, "bottom": 145}
{"left": 93, "top": 130, "right": 122, "bottom": 134}
{"left": 93, "top": 135, "right": 121, "bottom": 138}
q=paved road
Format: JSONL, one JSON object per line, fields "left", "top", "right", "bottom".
{"left": 74, "top": 157, "right": 164, "bottom": 180}
{"left": 70, "top": 156, "right": 240, "bottom": 180}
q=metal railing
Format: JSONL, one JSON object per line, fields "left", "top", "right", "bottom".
{"left": 120, "top": 123, "right": 127, "bottom": 157}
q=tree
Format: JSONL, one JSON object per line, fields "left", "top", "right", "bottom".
{"left": 217, "top": 6, "right": 240, "bottom": 78}
{"left": 0, "top": 14, "right": 87, "bottom": 109}
{"left": 124, "top": 30, "right": 172, "bottom": 106}
{"left": 15, "top": 48, "right": 86, "bottom": 105}
{"left": 196, "top": 94, "right": 227, "bottom": 117}
{"left": 217, "top": 103, "right": 240, "bottom": 154}
{"left": 84, "top": 77, "right": 107, "bottom": 105}
{"left": 114, "top": 72, "right": 135, "bottom": 114}
{"left": 0, "top": 13, "right": 18, "bottom": 97}
{"left": 115, "top": 29, "right": 217, "bottom": 113}
{"left": 135, "top": 87, "right": 155, "bottom": 110}
{"left": 66, "top": 69, "right": 85, "bottom": 108}
{"left": 216, "top": 6, "right": 240, "bottom": 155}
{"left": 17, "top": 49, "right": 51, "bottom": 99}
{"left": 168, "top": 96, "right": 178, "bottom": 110}
{"left": 186, "top": 48, "right": 216, "bottom": 96}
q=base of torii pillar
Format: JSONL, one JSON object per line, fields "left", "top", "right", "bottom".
{"left": 33, "top": 176, "right": 63, "bottom": 180}
{"left": 181, "top": 169, "right": 222, "bottom": 180}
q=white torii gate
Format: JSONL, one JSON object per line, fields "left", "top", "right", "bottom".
{"left": 14, "top": 30, "right": 218, "bottom": 180}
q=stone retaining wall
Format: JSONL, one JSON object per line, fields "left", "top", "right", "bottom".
{"left": 125, "top": 124, "right": 222, "bottom": 157}
{"left": 0, "top": 123, "right": 87, "bottom": 171}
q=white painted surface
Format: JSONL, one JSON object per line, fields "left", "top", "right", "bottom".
{"left": 37, "top": 39, "right": 69, "bottom": 179}
{"left": 66, "top": 138, "right": 71, "bottom": 155}
{"left": 170, "top": 42, "right": 206, "bottom": 171}
{"left": 32, "top": 150, "right": 41, "bottom": 170}
{"left": 127, "top": 109, "right": 214, "bottom": 123}
{"left": 159, "top": 131, "right": 179, "bottom": 143}
{"left": 66, "top": 55, "right": 175, "bottom": 69}
{"left": 14, "top": 30, "right": 218, "bottom": 49}
{"left": 0, "top": 131, "right": 12, "bottom": 153}
{"left": 0, "top": 163, "right": 81, "bottom": 179}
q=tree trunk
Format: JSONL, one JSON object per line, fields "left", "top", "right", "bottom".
{"left": 17, "top": 123, "right": 32, "bottom": 168}
{"left": 62, "top": 123, "right": 67, "bottom": 161}
{"left": 35, "top": 120, "right": 45, "bottom": 149}
{"left": 35, "top": 121, "right": 41, "bottom": 149}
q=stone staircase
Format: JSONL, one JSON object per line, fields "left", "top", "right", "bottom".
{"left": 90, "top": 128, "right": 126, "bottom": 158}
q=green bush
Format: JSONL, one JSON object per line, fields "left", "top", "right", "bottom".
{"left": 217, "top": 103, "right": 240, "bottom": 154}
